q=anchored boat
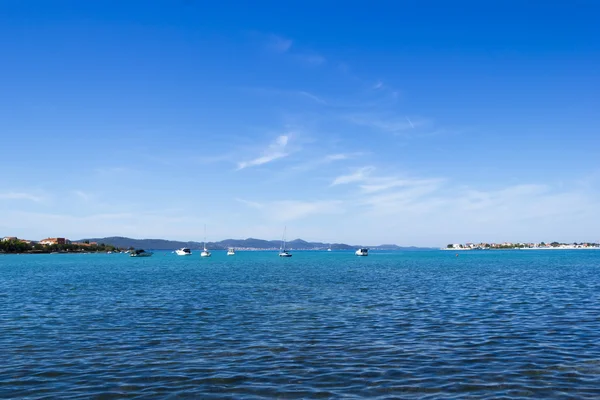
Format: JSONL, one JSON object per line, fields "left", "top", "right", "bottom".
{"left": 130, "top": 249, "right": 153, "bottom": 257}
{"left": 175, "top": 248, "right": 192, "bottom": 256}
{"left": 355, "top": 248, "right": 369, "bottom": 256}
{"left": 279, "top": 226, "right": 292, "bottom": 257}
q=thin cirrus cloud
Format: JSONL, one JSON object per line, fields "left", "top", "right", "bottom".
{"left": 262, "top": 33, "right": 326, "bottom": 66}
{"left": 243, "top": 87, "right": 327, "bottom": 105}
{"left": 292, "top": 152, "right": 364, "bottom": 172}
{"left": 324, "top": 153, "right": 365, "bottom": 162}
{"left": 237, "top": 134, "right": 291, "bottom": 170}
{"left": 0, "top": 191, "right": 44, "bottom": 202}
{"left": 294, "top": 53, "right": 326, "bottom": 66}
{"left": 347, "top": 114, "right": 428, "bottom": 134}
{"left": 236, "top": 198, "right": 343, "bottom": 221}
{"left": 264, "top": 34, "right": 293, "bottom": 53}
{"left": 339, "top": 169, "right": 598, "bottom": 237}
{"left": 359, "top": 177, "right": 444, "bottom": 194}
{"left": 331, "top": 166, "right": 375, "bottom": 186}
{"left": 271, "top": 200, "right": 342, "bottom": 221}
{"left": 331, "top": 167, "right": 446, "bottom": 212}
{"left": 298, "top": 91, "right": 327, "bottom": 105}
{"left": 234, "top": 198, "right": 263, "bottom": 209}
{"left": 73, "top": 190, "right": 92, "bottom": 201}
{"left": 360, "top": 184, "right": 445, "bottom": 211}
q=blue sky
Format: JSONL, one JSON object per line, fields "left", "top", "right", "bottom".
{"left": 1, "top": 1, "right": 599, "bottom": 246}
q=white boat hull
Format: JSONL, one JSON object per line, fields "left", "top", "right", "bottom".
{"left": 175, "top": 249, "right": 192, "bottom": 256}
{"left": 355, "top": 249, "right": 369, "bottom": 256}
{"left": 201, "top": 251, "right": 211, "bottom": 257}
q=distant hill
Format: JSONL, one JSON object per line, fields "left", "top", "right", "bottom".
{"left": 79, "top": 236, "right": 435, "bottom": 251}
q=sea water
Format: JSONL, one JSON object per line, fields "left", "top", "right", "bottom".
{"left": 1, "top": 250, "right": 600, "bottom": 398}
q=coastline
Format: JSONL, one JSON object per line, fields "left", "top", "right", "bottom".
{"left": 440, "top": 247, "right": 600, "bottom": 251}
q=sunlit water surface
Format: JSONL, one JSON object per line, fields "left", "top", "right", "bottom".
{"left": 1, "top": 250, "right": 600, "bottom": 399}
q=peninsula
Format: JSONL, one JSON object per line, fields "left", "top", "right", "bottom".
{"left": 443, "top": 241, "right": 600, "bottom": 250}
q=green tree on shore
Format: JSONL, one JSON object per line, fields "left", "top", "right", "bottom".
{"left": 0, "top": 240, "right": 118, "bottom": 254}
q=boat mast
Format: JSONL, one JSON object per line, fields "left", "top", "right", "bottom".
{"left": 282, "top": 226, "right": 287, "bottom": 252}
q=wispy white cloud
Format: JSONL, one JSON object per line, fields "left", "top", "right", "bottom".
{"left": 574, "top": 170, "right": 600, "bottom": 191}
{"left": 331, "top": 166, "right": 375, "bottom": 186}
{"left": 0, "top": 191, "right": 44, "bottom": 202}
{"left": 272, "top": 200, "right": 342, "bottom": 221}
{"left": 265, "top": 34, "right": 293, "bottom": 53}
{"left": 73, "top": 190, "right": 91, "bottom": 201}
{"left": 259, "top": 32, "right": 325, "bottom": 66}
{"left": 234, "top": 168, "right": 598, "bottom": 244}
{"left": 359, "top": 177, "right": 444, "bottom": 194}
{"left": 242, "top": 87, "right": 328, "bottom": 105}
{"left": 361, "top": 183, "right": 445, "bottom": 210}
{"left": 235, "top": 198, "right": 263, "bottom": 209}
{"left": 333, "top": 169, "right": 446, "bottom": 212}
{"left": 295, "top": 53, "right": 326, "bottom": 66}
{"left": 291, "top": 152, "right": 364, "bottom": 172}
{"left": 237, "top": 152, "right": 287, "bottom": 170}
{"left": 325, "top": 153, "right": 355, "bottom": 161}
{"left": 237, "top": 134, "right": 292, "bottom": 170}
{"left": 347, "top": 114, "right": 428, "bottom": 134}
{"left": 237, "top": 198, "right": 344, "bottom": 221}
{"left": 372, "top": 80, "right": 384, "bottom": 90}
{"left": 298, "top": 91, "right": 327, "bottom": 104}
{"left": 326, "top": 165, "right": 599, "bottom": 244}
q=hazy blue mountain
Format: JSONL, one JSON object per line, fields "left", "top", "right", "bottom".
{"left": 79, "top": 236, "right": 435, "bottom": 251}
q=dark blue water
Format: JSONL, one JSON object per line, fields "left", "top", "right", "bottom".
{"left": 1, "top": 250, "right": 600, "bottom": 399}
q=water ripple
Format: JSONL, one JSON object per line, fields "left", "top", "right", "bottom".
{"left": 1, "top": 251, "right": 600, "bottom": 398}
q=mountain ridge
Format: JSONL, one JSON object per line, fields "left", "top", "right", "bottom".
{"left": 79, "top": 236, "right": 435, "bottom": 251}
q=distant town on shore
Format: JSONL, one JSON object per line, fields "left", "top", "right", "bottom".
{"left": 444, "top": 242, "right": 600, "bottom": 250}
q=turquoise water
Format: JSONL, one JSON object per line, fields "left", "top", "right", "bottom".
{"left": 1, "top": 250, "right": 600, "bottom": 399}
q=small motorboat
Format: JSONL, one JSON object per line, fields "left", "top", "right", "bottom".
{"left": 227, "top": 248, "right": 235, "bottom": 256}
{"left": 175, "top": 248, "right": 192, "bottom": 256}
{"left": 355, "top": 248, "right": 369, "bottom": 256}
{"left": 130, "top": 249, "right": 153, "bottom": 257}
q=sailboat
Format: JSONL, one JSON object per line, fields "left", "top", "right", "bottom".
{"left": 200, "top": 225, "right": 211, "bottom": 257}
{"left": 279, "top": 226, "right": 292, "bottom": 257}
{"left": 327, "top": 243, "right": 332, "bottom": 252}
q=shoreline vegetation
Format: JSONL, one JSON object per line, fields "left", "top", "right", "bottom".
{"left": 443, "top": 242, "right": 600, "bottom": 250}
{"left": 0, "top": 239, "right": 120, "bottom": 254}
